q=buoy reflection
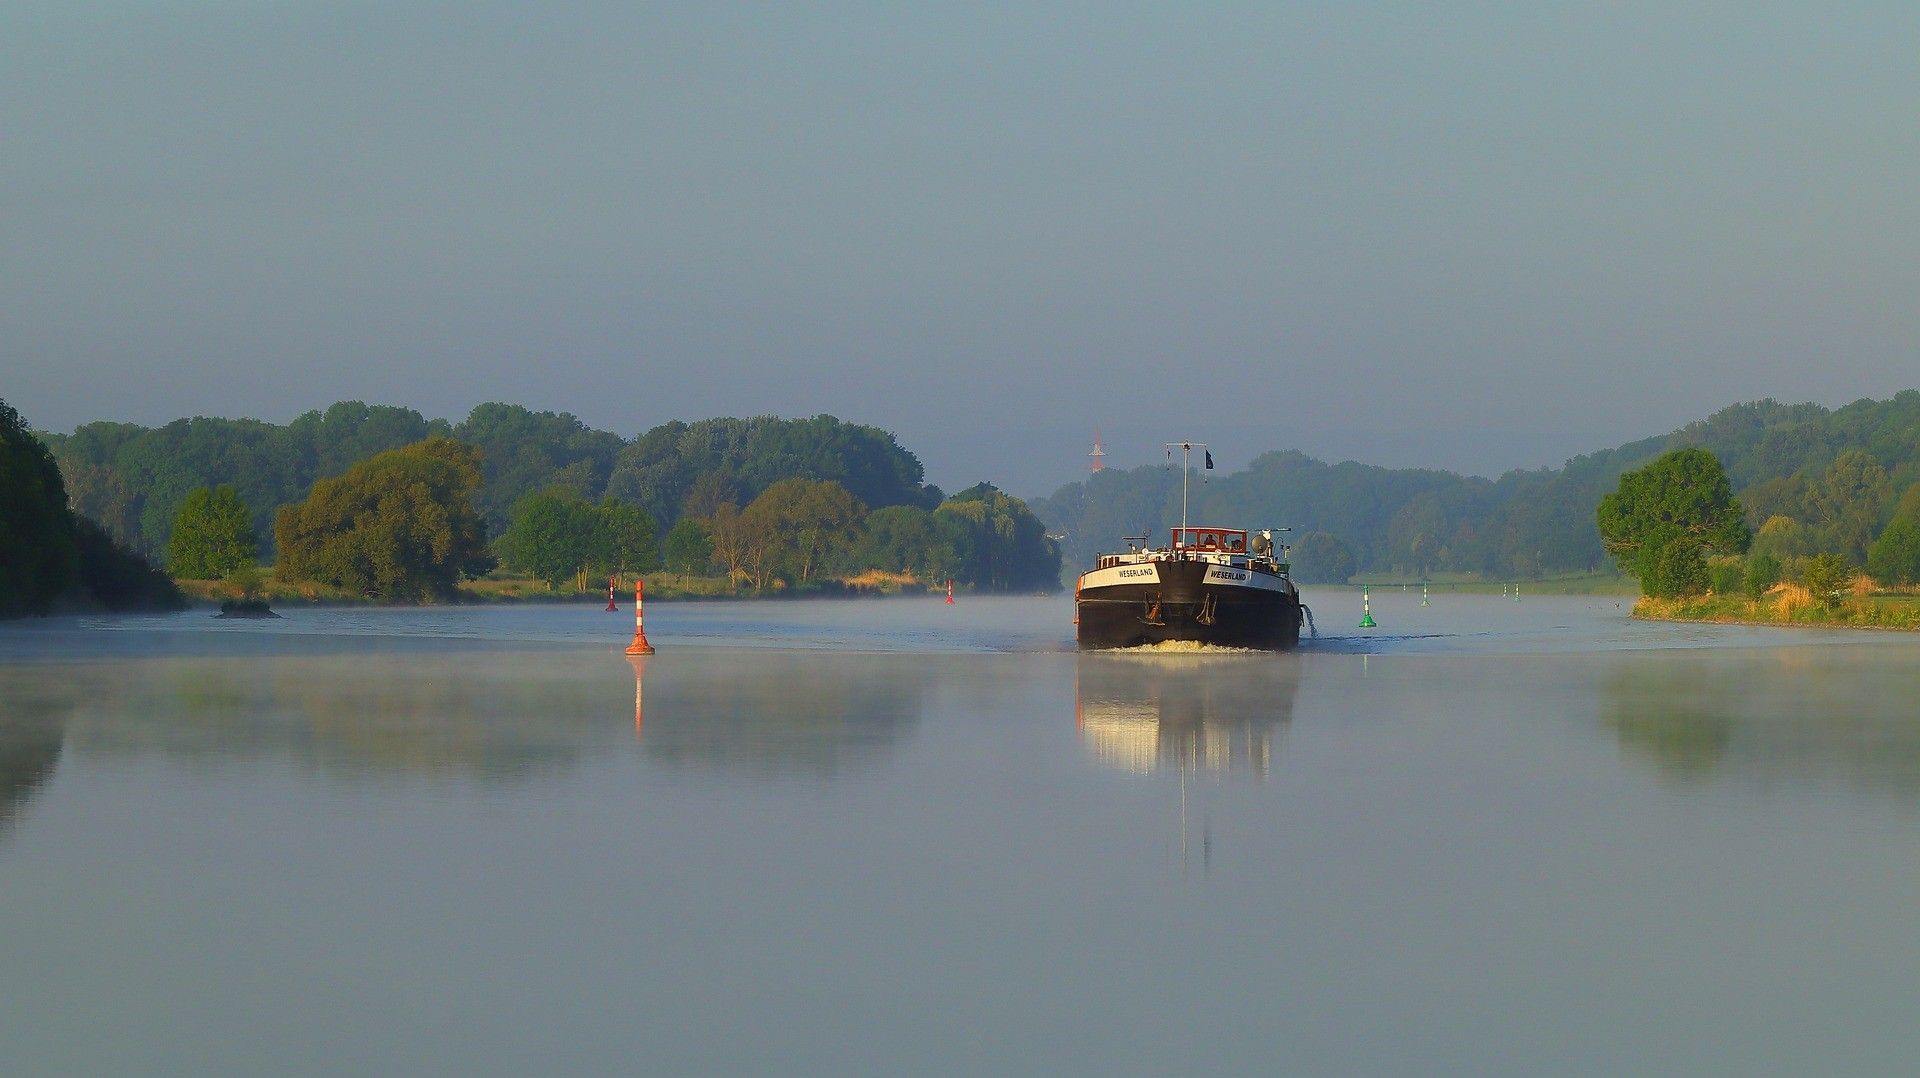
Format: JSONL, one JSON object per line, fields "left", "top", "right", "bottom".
{"left": 626, "top": 653, "right": 648, "bottom": 739}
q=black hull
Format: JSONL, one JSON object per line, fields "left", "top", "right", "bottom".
{"left": 1076, "top": 561, "right": 1301, "bottom": 651}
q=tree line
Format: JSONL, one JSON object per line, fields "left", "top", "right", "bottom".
{"left": 44, "top": 403, "right": 944, "bottom": 563}
{"left": 60, "top": 404, "right": 1062, "bottom": 602}
{"left": 1595, "top": 442, "right": 1920, "bottom": 608}
{"left": 482, "top": 476, "right": 1057, "bottom": 596}
{"left": 1033, "top": 391, "right": 1920, "bottom": 585}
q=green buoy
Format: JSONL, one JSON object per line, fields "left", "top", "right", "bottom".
{"left": 1359, "top": 588, "right": 1377, "bottom": 628}
{"left": 1421, "top": 582, "right": 1430, "bottom": 607}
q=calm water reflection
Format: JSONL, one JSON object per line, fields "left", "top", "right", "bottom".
{"left": 1075, "top": 652, "right": 1298, "bottom": 775}
{"left": 1604, "top": 646, "right": 1920, "bottom": 797}
{"left": 4, "top": 598, "right": 1920, "bottom": 1073}
{"left": 631, "top": 651, "right": 931, "bottom": 776}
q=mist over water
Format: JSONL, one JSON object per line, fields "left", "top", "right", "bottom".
{"left": 3, "top": 597, "right": 1920, "bottom": 1072}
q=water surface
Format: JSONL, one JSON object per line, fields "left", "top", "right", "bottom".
{"left": 3, "top": 592, "right": 1918, "bottom": 1073}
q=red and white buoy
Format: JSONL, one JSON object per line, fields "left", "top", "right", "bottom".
{"left": 945, "top": 579, "right": 954, "bottom": 605}
{"left": 606, "top": 576, "right": 618, "bottom": 612}
{"left": 625, "top": 580, "right": 656, "bottom": 655}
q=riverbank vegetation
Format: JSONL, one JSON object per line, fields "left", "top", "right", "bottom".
{"left": 0, "top": 399, "right": 181, "bottom": 616}
{"left": 1594, "top": 441, "right": 1920, "bottom": 629}
{"left": 36, "top": 403, "right": 1061, "bottom": 604}
{"left": 1033, "top": 391, "right": 1920, "bottom": 585}
{"left": 43, "top": 389, "right": 1920, "bottom": 612}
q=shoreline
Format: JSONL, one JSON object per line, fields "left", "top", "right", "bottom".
{"left": 1632, "top": 594, "right": 1920, "bottom": 632}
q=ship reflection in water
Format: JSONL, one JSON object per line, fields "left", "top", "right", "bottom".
{"left": 1075, "top": 650, "right": 1300, "bottom": 776}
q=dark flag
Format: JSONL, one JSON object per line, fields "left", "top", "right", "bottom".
{"left": 1204, "top": 450, "right": 1214, "bottom": 470}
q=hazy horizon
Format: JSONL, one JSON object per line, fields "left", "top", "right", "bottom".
{"left": 12, "top": 4, "right": 1920, "bottom": 496}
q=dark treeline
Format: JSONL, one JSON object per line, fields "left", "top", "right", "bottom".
{"left": 1034, "top": 392, "right": 1920, "bottom": 583}
{"left": 0, "top": 400, "right": 181, "bottom": 616}
{"left": 41, "top": 402, "right": 1061, "bottom": 596}
{"left": 44, "top": 402, "right": 943, "bottom": 559}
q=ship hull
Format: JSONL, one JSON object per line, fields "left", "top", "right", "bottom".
{"left": 1075, "top": 560, "right": 1301, "bottom": 651}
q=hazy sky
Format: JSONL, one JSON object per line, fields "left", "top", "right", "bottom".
{"left": 9, "top": 3, "right": 1920, "bottom": 495}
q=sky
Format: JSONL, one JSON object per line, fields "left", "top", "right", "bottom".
{"left": 8, "top": 2, "right": 1920, "bottom": 497}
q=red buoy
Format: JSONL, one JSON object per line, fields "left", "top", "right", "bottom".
{"left": 606, "top": 576, "right": 618, "bottom": 612}
{"left": 625, "top": 580, "right": 656, "bottom": 655}
{"left": 945, "top": 579, "right": 955, "bottom": 605}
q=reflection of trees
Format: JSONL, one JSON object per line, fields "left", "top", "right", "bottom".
{"left": 636, "top": 653, "right": 929, "bottom": 777}
{"left": 0, "top": 695, "right": 67, "bottom": 840}
{"left": 1603, "top": 649, "right": 1920, "bottom": 797}
{"left": 58, "top": 650, "right": 630, "bottom": 783}
{"left": 1075, "top": 654, "right": 1300, "bottom": 776}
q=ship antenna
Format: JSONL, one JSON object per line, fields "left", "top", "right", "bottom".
{"left": 1164, "top": 440, "right": 1206, "bottom": 546}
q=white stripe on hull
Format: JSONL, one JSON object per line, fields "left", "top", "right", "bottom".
{"left": 1077, "top": 562, "right": 1291, "bottom": 594}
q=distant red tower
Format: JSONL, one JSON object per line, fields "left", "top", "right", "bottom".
{"left": 1090, "top": 431, "right": 1106, "bottom": 473}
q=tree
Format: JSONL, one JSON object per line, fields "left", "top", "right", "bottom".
{"left": 1743, "top": 552, "right": 1782, "bottom": 598}
{"left": 935, "top": 483, "right": 1060, "bottom": 592}
{"left": 852, "top": 506, "right": 951, "bottom": 577}
{"left": 453, "top": 403, "right": 623, "bottom": 533}
{"left": 663, "top": 518, "right": 713, "bottom": 574}
{"left": 594, "top": 497, "right": 658, "bottom": 577}
{"left": 0, "top": 399, "right": 80, "bottom": 614}
{"left": 166, "top": 485, "right": 258, "bottom": 578}
{"left": 1803, "top": 553, "right": 1853, "bottom": 610}
{"left": 705, "top": 503, "right": 749, "bottom": 582}
{"left": 1808, "top": 449, "right": 1891, "bottom": 563}
{"left": 274, "top": 437, "right": 495, "bottom": 602}
{"left": 1706, "top": 558, "right": 1743, "bottom": 596}
{"left": 1291, "top": 531, "right": 1356, "bottom": 584}
{"left": 733, "top": 478, "right": 866, "bottom": 590}
{"left": 1645, "top": 541, "right": 1707, "bottom": 598}
{"left": 1750, "top": 515, "right": 1817, "bottom": 560}
{"left": 496, "top": 490, "right": 658, "bottom": 586}
{"left": 1867, "top": 519, "right": 1920, "bottom": 586}
{"left": 496, "top": 488, "right": 601, "bottom": 587}
{"left": 1597, "top": 448, "right": 1749, "bottom": 597}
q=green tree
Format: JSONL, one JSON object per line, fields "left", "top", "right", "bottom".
{"left": 593, "top": 497, "right": 659, "bottom": 577}
{"left": 1291, "top": 531, "right": 1357, "bottom": 584}
{"left": 496, "top": 488, "right": 602, "bottom": 588}
{"left": 0, "top": 400, "right": 80, "bottom": 615}
{"left": 1750, "top": 515, "right": 1817, "bottom": 560}
{"left": 1597, "top": 448, "right": 1749, "bottom": 597}
{"left": 166, "top": 485, "right": 258, "bottom": 579}
{"left": 1706, "top": 558, "right": 1743, "bottom": 596}
{"left": 1808, "top": 449, "right": 1891, "bottom": 563}
{"left": 274, "top": 437, "right": 495, "bottom": 602}
{"left": 1644, "top": 541, "right": 1707, "bottom": 598}
{"left": 662, "top": 518, "right": 714, "bottom": 574}
{"left": 453, "top": 403, "right": 624, "bottom": 534}
{"left": 737, "top": 478, "right": 867, "bottom": 589}
{"left": 852, "top": 505, "right": 952, "bottom": 577}
{"left": 1743, "top": 552, "right": 1782, "bottom": 598}
{"left": 1803, "top": 552, "right": 1853, "bottom": 610}
{"left": 935, "top": 483, "right": 1060, "bottom": 592}
{"left": 1867, "top": 518, "right": 1920, "bottom": 586}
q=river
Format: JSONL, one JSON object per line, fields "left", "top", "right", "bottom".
{"left": 2, "top": 591, "right": 1917, "bottom": 1073}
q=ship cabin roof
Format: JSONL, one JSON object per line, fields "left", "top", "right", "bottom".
{"left": 1171, "top": 527, "right": 1246, "bottom": 553}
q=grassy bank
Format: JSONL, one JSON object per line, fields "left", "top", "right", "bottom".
{"left": 1345, "top": 571, "right": 1637, "bottom": 596}
{"left": 1634, "top": 585, "right": 1920, "bottom": 630}
{"left": 174, "top": 569, "right": 938, "bottom": 607}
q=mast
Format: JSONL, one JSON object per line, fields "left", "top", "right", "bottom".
{"left": 1165, "top": 441, "right": 1206, "bottom": 543}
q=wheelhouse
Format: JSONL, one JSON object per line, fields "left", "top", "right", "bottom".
{"left": 1171, "top": 527, "right": 1246, "bottom": 553}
